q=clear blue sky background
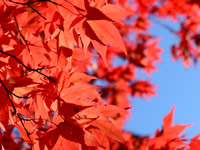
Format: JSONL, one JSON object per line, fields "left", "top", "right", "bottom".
{"left": 124, "top": 19, "right": 200, "bottom": 139}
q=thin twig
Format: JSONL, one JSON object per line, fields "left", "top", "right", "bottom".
{"left": 63, "top": 0, "right": 85, "bottom": 16}
{"left": 0, "top": 78, "right": 32, "bottom": 143}
{"left": 9, "top": 0, "right": 47, "bottom": 20}
{"left": 0, "top": 49, "right": 56, "bottom": 82}
{"left": 20, "top": 117, "right": 58, "bottom": 127}
{"left": 27, "top": 4, "right": 47, "bottom": 20}
{"left": 16, "top": 113, "right": 32, "bottom": 142}
{"left": 9, "top": 0, "right": 56, "bottom": 5}
{"left": 0, "top": 79, "right": 17, "bottom": 114}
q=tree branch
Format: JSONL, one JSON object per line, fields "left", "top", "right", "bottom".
{"left": 9, "top": 0, "right": 47, "bottom": 20}
{"left": 0, "top": 78, "right": 32, "bottom": 143}
{"left": 0, "top": 49, "right": 56, "bottom": 82}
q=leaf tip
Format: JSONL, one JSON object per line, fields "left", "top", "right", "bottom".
{"left": 124, "top": 106, "right": 132, "bottom": 110}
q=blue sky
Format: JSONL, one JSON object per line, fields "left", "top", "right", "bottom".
{"left": 124, "top": 19, "right": 200, "bottom": 139}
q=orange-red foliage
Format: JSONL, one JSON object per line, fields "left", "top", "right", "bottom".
{"left": 0, "top": 0, "right": 200, "bottom": 149}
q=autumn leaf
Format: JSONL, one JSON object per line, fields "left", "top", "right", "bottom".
{"left": 60, "top": 82, "right": 103, "bottom": 105}
{"left": 38, "top": 122, "right": 88, "bottom": 150}
{"left": 189, "top": 134, "right": 200, "bottom": 150}
{"left": 98, "top": 104, "right": 128, "bottom": 118}
{"left": 0, "top": 92, "right": 9, "bottom": 132}
{"left": 91, "top": 119, "right": 125, "bottom": 143}
{"left": 99, "top": 4, "right": 133, "bottom": 25}
{"left": 0, "top": 0, "right": 199, "bottom": 149}
{"left": 69, "top": 72, "right": 96, "bottom": 83}
{"left": 163, "top": 105, "right": 175, "bottom": 130}
{"left": 148, "top": 105, "right": 192, "bottom": 149}
{"left": 87, "top": 20, "right": 126, "bottom": 54}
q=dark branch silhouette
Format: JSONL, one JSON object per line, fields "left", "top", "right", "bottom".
{"left": 0, "top": 49, "right": 56, "bottom": 82}
{"left": 0, "top": 78, "right": 32, "bottom": 143}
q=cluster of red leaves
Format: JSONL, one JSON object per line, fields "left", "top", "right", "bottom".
{"left": 0, "top": 0, "right": 200, "bottom": 149}
{"left": 111, "top": 105, "right": 200, "bottom": 150}
{"left": 0, "top": 0, "right": 132, "bottom": 149}
{"left": 136, "top": 0, "right": 200, "bottom": 67}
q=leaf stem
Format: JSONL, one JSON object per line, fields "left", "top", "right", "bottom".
{"left": 0, "top": 49, "right": 56, "bottom": 82}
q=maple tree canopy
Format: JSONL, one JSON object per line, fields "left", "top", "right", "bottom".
{"left": 0, "top": 0, "right": 200, "bottom": 149}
